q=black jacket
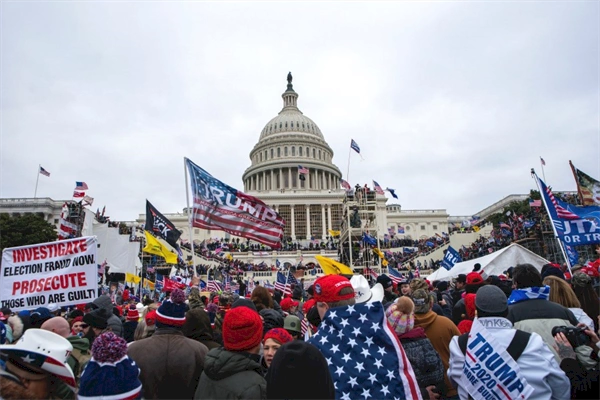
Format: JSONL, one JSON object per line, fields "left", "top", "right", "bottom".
{"left": 194, "top": 347, "right": 266, "bottom": 400}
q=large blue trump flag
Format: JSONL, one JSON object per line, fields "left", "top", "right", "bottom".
{"left": 536, "top": 174, "right": 600, "bottom": 246}
{"left": 441, "top": 246, "right": 462, "bottom": 271}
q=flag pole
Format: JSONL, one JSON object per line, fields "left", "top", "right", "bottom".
{"left": 346, "top": 143, "right": 352, "bottom": 186}
{"left": 540, "top": 157, "right": 547, "bottom": 183}
{"left": 568, "top": 160, "right": 584, "bottom": 205}
{"left": 34, "top": 164, "right": 40, "bottom": 198}
{"left": 183, "top": 157, "right": 198, "bottom": 277}
{"left": 531, "top": 169, "right": 572, "bottom": 273}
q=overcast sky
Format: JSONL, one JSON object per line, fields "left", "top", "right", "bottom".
{"left": 1, "top": 1, "right": 598, "bottom": 221}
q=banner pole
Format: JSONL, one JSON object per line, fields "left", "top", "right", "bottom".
{"left": 531, "top": 169, "right": 572, "bottom": 273}
{"left": 346, "top": 143, "right": 352, "bottom": 186}
{"left": 34, "top": 164, "right": 40, "bottom": 198}
{"left": 184, "top": 158, "right": 198, "bottom": 277}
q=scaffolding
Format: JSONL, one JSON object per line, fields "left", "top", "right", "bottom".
{"left": 338, "top": 188, "right": 383, "bottom": 274}
{"left": 58, "top": 201, "right": 86, "bottom": 239}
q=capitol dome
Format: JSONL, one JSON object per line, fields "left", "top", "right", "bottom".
{"left": 242, "top": 73, "right": 342, "bottom": 194}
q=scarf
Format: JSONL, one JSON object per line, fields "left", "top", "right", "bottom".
{"left": 507, "top": 285, "right": 550, "bottom": 305}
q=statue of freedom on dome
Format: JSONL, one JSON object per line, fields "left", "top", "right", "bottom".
{"left": 287, "top": 71, "right": 293, "bottom": 84}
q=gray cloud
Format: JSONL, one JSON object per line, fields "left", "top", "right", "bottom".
{"left": 1, "top": 1, "right": 598, "bottom": 221}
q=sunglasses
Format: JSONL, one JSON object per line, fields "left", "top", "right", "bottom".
{"left": 78, "top": 324, "right": 89, "bottom": 329}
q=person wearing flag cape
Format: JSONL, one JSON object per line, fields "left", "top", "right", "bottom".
{"left": 307, "top": 275, "right": 422, "bottom": 400}
{"left": 448, "top": 285, "right": 570, "bottom": 400}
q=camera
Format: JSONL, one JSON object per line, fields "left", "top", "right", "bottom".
{"left": 551, "top": 325, "right": 589, "bottom": 348}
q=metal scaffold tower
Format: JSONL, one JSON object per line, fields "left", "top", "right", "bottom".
{"left": 338, "top": 187, "right": 384, "bottom": 274}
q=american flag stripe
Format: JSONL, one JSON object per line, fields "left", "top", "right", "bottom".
{"left": 545, "top": 187, "right": 580, "bottom": 220}
{"left": 39, "top": 166, "right": 50, "bottom": 177}
{"left": 187, "top": 158, "right": 285, "bottom": 249}
{"left": 207, "top": 280, "right": 222, "bottom": 292}
{"left": 301, "top": 317, "right": 309, "bottom": 335}
{"left": 192, "top": 202, "right": 283, "bottom": 248}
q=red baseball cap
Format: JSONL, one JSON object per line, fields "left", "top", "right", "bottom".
{"left": 303, "top": 298, "right": 316, "bottom": 314}
{"left": 466, "top": 272, "right": 484, "bottom": 286}
{"left": 280, "top": 298, "right": 299, "bottom": 312}
{"left": 313, "top": 275, "right": 354, "bottom": 303}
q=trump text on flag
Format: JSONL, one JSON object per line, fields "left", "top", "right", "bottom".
{"left": 1, "top": 237, "right": 98, "bottom": 311}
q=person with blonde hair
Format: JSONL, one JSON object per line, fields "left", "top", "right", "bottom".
{"left": 543, "top": 275, "right": 594, "bottom": 328}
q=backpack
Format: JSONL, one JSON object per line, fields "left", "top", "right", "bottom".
{"left": 69, "top": 347, "right": 92, "bottom": 380}
{"left": 457, "top": 330, "right": 531, "bottom": 400}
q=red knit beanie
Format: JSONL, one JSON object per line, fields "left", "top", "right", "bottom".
{"left": 222, "top": 306, "right": 263, "bottom": 352}
{"left": 263, "top": 328, "right": 293, "bottom": 345}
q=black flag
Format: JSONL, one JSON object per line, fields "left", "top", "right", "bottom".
{"left": 145, "top": 200, "right": 181, "bottom": 249}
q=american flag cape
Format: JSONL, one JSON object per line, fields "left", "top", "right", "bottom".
{"left": 308, "top": 302, "right": 422, "bottom": 400}
{"left": 185, "top": 158, "right": 285, "bottom": 249}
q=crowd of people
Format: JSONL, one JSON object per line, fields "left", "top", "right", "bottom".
{"left": 1, "top": 251, "right": 599, "bottom": 399}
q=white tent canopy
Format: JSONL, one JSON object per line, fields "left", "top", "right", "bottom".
{"left": 427, "top": 243, "right": 550, "bottom": 282}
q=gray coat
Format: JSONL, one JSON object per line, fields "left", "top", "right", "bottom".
{"left": 92, "top": 295, "right": 123, "bottom": 337}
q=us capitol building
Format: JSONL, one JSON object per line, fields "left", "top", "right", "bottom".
{"left": 2, "top": 74, "right": 515, "bottom": 247}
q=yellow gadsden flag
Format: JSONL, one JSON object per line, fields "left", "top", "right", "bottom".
{"left": 143, "top": 230, "right": 178, "bottom": 264}
{"left": 144, "top": 280, "right": 155, "bottom": 290}
{"left": 125, "top": 272, "right": 141, "bottom": 284}
{"left": 372, "top": 248, "right": 389, "bottom": 267}
{"left": 328, "top": 229, "right": 341, "bottom": 237}
{"left": 315, "top": 255, "right": 353, "bottom": 275}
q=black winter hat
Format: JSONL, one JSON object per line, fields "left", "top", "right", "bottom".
{"left": 376, "top": 274, "right": 393, "bottom": 289}
{"left": 266, "top": 341, "right": 335, "bottom": 400}
{"left": 83, "top": 308, "right": 109, "bottom": 330}
{"left": 231, "top": 298, "right": 258, "bottom": 313}
{"left": 259, "top": 309, "right": 284, "bottom": 335}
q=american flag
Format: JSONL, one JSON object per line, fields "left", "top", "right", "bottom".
{"left": 540, "top": 157, "right": 546, "bottom": 166}
{"left": 207, "top": 279, "right": 222, "bottom": 293}
{"left": 365, "top": 267, "right": 379, "bottom": 280}
{"left": 544, "top": 185, "right": 580, "bottom": 220}
{"left": 274, "top": 271, "right": 289, "bottom": 293}
{"left": 387, "top": 265, "right": 404, "bottom": 284}
{"left": 75, "top": 181, "right": 89, "bottom": 190}
{"left": 529, "top": 199, "right": 542, "bottom": 207}
{"left": 185, "top": 158, "right": 285, "bottom": 249}
{"left": 301, "top": 317, "right": 309, "bottom": 336}
{"left": 73, "top": 191, "right": 85, "bottom": 198}
{"left": 414, "top": 264, "right": 421, "bottom": 278}
{"left": 224, "top": 274, "right": 231, "bottom": 291}
{"left": 372, "top": 180, "right": 385, "bottom": 195}
{"left": 146, "top": 266, "right": 155, "bottom": 274}
{"left": 39, "top": 166, "right": 50, "bottom": 177}
{"left": 298, "top": 165, "right": 309, "bottom": 175}
{"left": 340, "top": 179, "right": 352, "bottom": 191}
{"left": 350, "top": 139, "right": 361, "bottom": 154}
{"left": 308, "top": 302, "right": 422, "bottom": 400}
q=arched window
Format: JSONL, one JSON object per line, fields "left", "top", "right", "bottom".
{"left": 306, "top": 147, "right": 309, "bottom": 157}
{"left": 285, "top": 147, "right": 288, "bottom": 156}
{"left": 292, "top": 147, "right": 295, "bottom": 156}
{"left": 260, "top": 153, "right": 263, "bottom": 162}
{"left": 277, "top": 148, "right": 281, "bottom": 157}
{"left": 299, "top": 147, "right": 303, "bottom": 156}
{"left": 271, "top": 149, "right": 274, "bottom": 159}
{"left": 318, "top": 150, "right": 321, "bottom": 159}
{"left": 313, "top": 148, "right": 316, "bottom": 158}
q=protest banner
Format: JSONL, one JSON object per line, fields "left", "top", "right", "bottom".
{"left": 461, "top": 319, "right": 534, "bottom": 400}
{"left": 1, "top": 236, "right": 98, "bottom": 311}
